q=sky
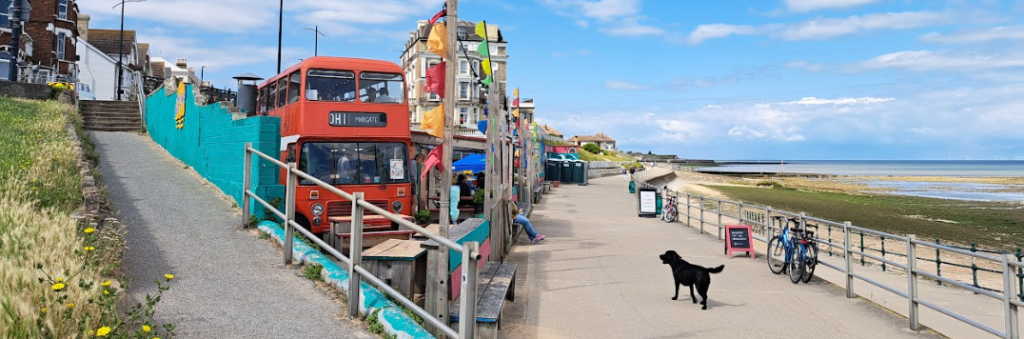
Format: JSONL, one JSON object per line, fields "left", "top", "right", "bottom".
{"left": 78, "top": 0, "right": 1024, "bottom": 161}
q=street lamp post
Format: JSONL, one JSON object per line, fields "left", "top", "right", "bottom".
{"left": 277, "top": 0, "right": 283, "bottom": 73}
{"left": 113, "top": 0, "right": 145, "bottom": 100}
{"left": 302, "top": 26, "right": 325, "bottom": 57}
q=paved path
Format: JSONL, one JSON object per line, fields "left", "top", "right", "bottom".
{"left": 500, "top": 175, "right": 943, "bottom": 339}
{"left": 92, "top": 132, "right": 371, "bottom": 339}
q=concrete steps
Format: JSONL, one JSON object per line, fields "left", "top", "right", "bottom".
{"left": 80, "top": 100, "right": 143, "bottom": 132}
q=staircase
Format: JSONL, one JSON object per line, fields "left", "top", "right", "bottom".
{"left": 80, "top": 100, "right": 144, "bottom": 132}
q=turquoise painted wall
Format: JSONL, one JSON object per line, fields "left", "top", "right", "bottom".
{"left": 145, "top": 83, "right": 284, "bottom": 216}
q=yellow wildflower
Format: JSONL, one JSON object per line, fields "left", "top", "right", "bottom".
{"left": 153, "top": 337, "right": 161, "bottom": 339}
{"left": 84, "top": 246, "right": 95, "bottom": 252}
{"left": 142, "top": 325, "right": 151, "bottom": 332}
{"left": 88, "top": 330, "right": 94, "bottom": 336}
{"left": 103, "top": 289, "right": 109, "bottom": 295}
{"left": 101, "top": 281, "right": 111, "bottom": 287}
{"left": 52, "top": 283, "right": 65, "bottom": 291}
{"left": 96, "top": 326, "right": 111, "bottom": 337}
{"left": 84, "top": 228, "right": 95, "bottom": 234}
{"left": 67, "top": 303, "right": 74, "bottom": 308}
{"left": 56, "top": 277, "right": 63, "bottom": 283}
{"left": 41, "top": 307, "right": 47, "bottom": 314}
{"left": 164, "top": 274, "right": 174, "bottom": 280}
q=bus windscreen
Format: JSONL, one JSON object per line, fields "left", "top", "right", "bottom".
{"left": 299, "top": 142, "right": 409, "bottom": 186}
{"left": 306, "top": 69, "right": 356, "bottom": 102}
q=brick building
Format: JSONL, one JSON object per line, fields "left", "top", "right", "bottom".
{"left": 400, "top": 20, "right": 509, "bottom": 137}
{"left": 0, "top": 0, "right": 79, "bottom": 81}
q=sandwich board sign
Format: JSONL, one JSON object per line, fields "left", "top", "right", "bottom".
{"left": 724, "top": 225, "right": 755, "bottom": 258}
{"left": 638, "top": 188, "right": 657, "bottom": 218}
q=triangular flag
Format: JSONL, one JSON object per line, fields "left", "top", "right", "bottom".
{"left": 425, "top": 61, "right": 445, "bottom": 99}
{"left": 512, "top": 108, "right": 520, "bottom": 118}
{"left": 422, "top": 103, "right": 445, "bottom": 138}
{"left": 427, "top": 23, "right": 446, "bottom": 56}
{"left": 513, "top": 88, "right": 519, "bottom": 97}
{"left": 512, "top": 97, "right": 519, "bottom": 107}
{"left": 429, "top": 8, "right": 446, "bottom": 24}
{"left": 477, "top": 40, "right": 490, "bottom": 58}
{"left": 475, "top": 22, "right": 487, "bottom": 40}
{"left": 482, "top": 76, "right": 493, "bottom": 87}
{"left": 420, "top": 144, "right": 444, "bottom": 181}
{"left": 481, "top": 58, "right": 491, "bottom": 75}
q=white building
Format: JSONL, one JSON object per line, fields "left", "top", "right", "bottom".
{"left": 74, "top": 36, "right": 123, "bottom": 100}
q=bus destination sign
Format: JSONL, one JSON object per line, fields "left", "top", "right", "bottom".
{"left": 328, "top": 112, "right": 387, "bottom": 127}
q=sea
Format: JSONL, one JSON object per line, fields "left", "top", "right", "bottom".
{"left": 696, "top": 160, "right": 1024, "bottom": 202}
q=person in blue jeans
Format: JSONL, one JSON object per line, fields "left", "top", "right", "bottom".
{"left": 511, "top": 207, "right": 545, "bottom": 244}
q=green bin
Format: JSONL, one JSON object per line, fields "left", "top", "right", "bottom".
{"left": 628, "top": 181, "right": 635, "bottom": 193}
{"left": 656, "top": 192, "right": 663, "bottom": 214}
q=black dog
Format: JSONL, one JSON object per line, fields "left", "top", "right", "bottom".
{"left": 659, "top": 250, "right": 724, "bottom": 310}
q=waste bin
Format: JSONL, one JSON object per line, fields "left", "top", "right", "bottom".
{"left": 572, "top": 161, "right": 587, "bottom": 185}
{"left": 628, "top": 181, "right": 635, "bottom": 193}
{"left": 560, "top": 161, "right": 574, "bottom": 184}
{"left": 546, "top": 159, "right": 561, "bottom": 182}
{"left": 656, "top": 192, "right": 663, "bottom": 214}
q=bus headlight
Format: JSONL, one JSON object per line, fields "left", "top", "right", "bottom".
{"left": 312, "top": 203, "right": 324, "bottom": 216}
{"left": 391, "top": 201, "right": 403, "bottom": 213}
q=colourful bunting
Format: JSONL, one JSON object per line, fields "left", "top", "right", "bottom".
{"left": 427, "top": 22, "right": 446, "bottom": 56}
{"left": 422, "top": 103, "right": 445, "bottom": 138}
{"left": 475, "top": 22, "right": 488, "bottom": 40}
{"left": 477, "top": 40, "right": 489, "bottom": 58}
{"left": 512, "top": 97, "right": 519, "bottom": 107}
{"left": 512, "top": 108, "right": 519, "bottom": 118}
{"left": 481, "top": 58, "right": 492, "bottom": 75}
{"left": 482, "top": 76, "right": 493, "bottom": 87}
{"left": 425, "top": 61, "right": 446, "bottom": 99}
{"left": 421, "top": 144, "right": 444, "bottom": 181}
{"left": 429, "top": 8, "right": 446, "bottom": 24}
{"left": 513, "top": 88, "right": 519, "bottom": 97}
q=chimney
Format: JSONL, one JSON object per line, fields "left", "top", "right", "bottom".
{"left": 417, "top": 20, "right": 427, "bottom": 29}
{"left": 78, "top": 14, "right": 90, "bottom": 40}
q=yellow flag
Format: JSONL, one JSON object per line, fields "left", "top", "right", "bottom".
{"left": 512, "top": 108, "right": 520, "bottom": 118}
{"left": 427, "top": 23, "right": 446, "bottom": 56}
{"left": 482, "top": 58, "right": 491, "bottom": 75}
{"left": 513, "top": 88, "right": 519, "bottom": 97}
{"left": 475, "top": 22, "right": 487, "bottom": 40}
{"left": 422, "top": 104, "right": 445, "bottom": 138}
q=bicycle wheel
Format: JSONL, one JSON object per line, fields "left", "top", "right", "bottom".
{"left": 766, "top": 237, "right": 786, "bottom": 275}
{"left": 663, "top": 204, "right": 676, "bottom": 223}
{"left": 788, "top": 244, "right": 804, "bottom": 284}
{"left": 802, "top": 243, "right": 819, "bottom": 283}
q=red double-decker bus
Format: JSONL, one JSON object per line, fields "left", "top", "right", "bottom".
{"left": 257, "top": 56, "right": 412, "bottom": 235}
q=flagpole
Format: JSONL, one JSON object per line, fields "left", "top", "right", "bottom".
{"left": 434, "top": 0, "right": 458, "bottom": 334}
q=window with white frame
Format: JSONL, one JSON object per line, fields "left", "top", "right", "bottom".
{"left": 0, "top": 0, "right": 12, "bottom": 29}
{"left": 459, "top": 59, "right": 469, "bottom": 76}
{"left": 459, "top": 81, "right": 469, "bottom": 100}
{"left": 459, "top": 107, "right": 468, "bottom": 125}
{"left": 56, "top": 33, "right": 66, "bottom": 60}
{"left": 58, "top": 0, "right": 68, "bottom": 20}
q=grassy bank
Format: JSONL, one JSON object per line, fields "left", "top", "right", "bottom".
{"left": 0, "top": 98, "right": 172, "bottom": 338}
{"left": 708, "top": 184, "right": 1024, "bottom": 251}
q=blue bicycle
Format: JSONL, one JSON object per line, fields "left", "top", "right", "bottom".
{"left": 766, "top": 216, "right": 819, "bottom": 283}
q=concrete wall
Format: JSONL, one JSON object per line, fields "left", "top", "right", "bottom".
{"left": 0, "top": 81, "right": 51, "bottom": 100}
{"left": 145, "top": 80, "right": 283, "bottom": 216}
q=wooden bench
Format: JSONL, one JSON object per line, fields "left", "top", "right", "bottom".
{"left": 532, "top": 186, "right": 543, "bottom": 204}
{"left": 323, "top": 215, "right": 414, "bottom": 250}
{"left": 362, "top": 239, "right": 428, "bottom": 304}
{"left": 450, "top": 261, "right": 517, "bottom": 339}
{"left": 541, "top": 181, "right": 552, "bottom": 194}
{"left": 335, "top": 230, "right": 416, "bottom": 254}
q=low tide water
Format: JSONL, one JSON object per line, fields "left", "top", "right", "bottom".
{"left": 699, "top": 160, "right": 1024, "bottom": 202}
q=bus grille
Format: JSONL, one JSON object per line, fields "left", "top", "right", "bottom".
{"left": 326, "top": 200, "right": 389, "bottom": 217}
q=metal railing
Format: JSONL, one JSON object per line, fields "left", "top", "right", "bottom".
{"left": 632, "top": 168, "right": 1021, "bottom": 338}
{"left": 243, "top": 144, "right": 482, "bottom": 339}
{"left": 132, "top": 71, "right": 147, "bottom": 123}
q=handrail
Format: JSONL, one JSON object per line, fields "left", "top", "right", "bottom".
{"left": 633, "top": 168, "right": 1021, "bottom": 338}
{"left": 134, "top": 70, "right": 147, "bottom": 123}
{"left": 243, "top": 144, "right": 480, "bottom": 339}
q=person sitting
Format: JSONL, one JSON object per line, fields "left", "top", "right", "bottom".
{"left": 457, "top": 174, "right": 474, "bottom": 197}
{"left": 374, "top": 87, "right": 398, "bottom": 103}
{"left": 511, "top": 205, "right": 545, "bottom": 244}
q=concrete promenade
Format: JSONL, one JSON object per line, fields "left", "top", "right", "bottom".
{"left": 92, "top": 132, "right": 371, "bottom": 339}
{"left": 500, "top": 175, "right": 944, "bottom": 339}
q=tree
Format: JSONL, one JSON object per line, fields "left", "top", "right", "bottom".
{"left": 582, "top": 143, "right": 602, "bottom": 154}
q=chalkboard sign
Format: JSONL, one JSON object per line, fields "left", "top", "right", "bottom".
{"left": 724, "top": 225, "right": 755, "bottom": 258}
{"left": 637, "top": 188, "right": 657, "bottom": 217}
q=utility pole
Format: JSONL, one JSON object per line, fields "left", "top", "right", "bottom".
{"left": 433, "top": 0, "right": 458, "bottom": 335}
{"left": 302, "top": 25, "right": 325, "bottom": 56}
{"left": 276, "top": 0, "right": 283, "bottom": 73}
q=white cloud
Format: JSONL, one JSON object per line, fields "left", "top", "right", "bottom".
{"left": 577, "top": 49, "right": 594, "bottom": 55}
{"left": 780, "top": 97, "right": 896, "bottom": 105}
{"left": 576, "top": 20, "right": 590, "bottom": 28}
{"left": 728, "top": 126, "right": 768, "bottom": 139}
{"left": 686, "top": 24, "right": 758, "bottom": 44}
{"left": 602, "top": 18, "right": 665, "bottom": 36}
{"left": 779, "top": 11, "right": 952, "bottom": 41}
{"left": 783, "top": 0, "right": 882, "bottom": 13}
{"left": 782, "top": 61, "right": 826, "bottom": 72}
{"left": 576, "top": 0, "right": 641, "bottom": 21}
{"left": 859, "top": 50, "right": 1024, "bottom": 71}
{"left": 920, "top": 25, "right": 1024, "bottom": 44}
{"left": 552, "top": 52, "right": 567, "bottom": 58}
{"left": 604, "top": 80, "right": 651, "bottom": 90}
{"left": 80, "top": 0, "right": 276, "bottom": 33}
{"left": 138, "top": 33, "right": 304, "bottom": 70}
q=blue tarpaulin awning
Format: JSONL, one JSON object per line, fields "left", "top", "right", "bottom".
{"left": 453, "top": 153, "right": 486, "bottom": 173}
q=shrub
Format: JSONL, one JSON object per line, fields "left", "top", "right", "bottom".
{"left": 414, "top": 210, "right": 432, "bottom": 225}
{"left": 581, "top": 143, "right": 602, "bottom": 154}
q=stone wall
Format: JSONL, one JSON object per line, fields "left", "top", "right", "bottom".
{"left": 0, "top": 81, "right": 52, "bottom": 100}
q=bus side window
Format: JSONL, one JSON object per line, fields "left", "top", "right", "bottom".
{"left": 286, "top": 143, "right": 296, "bottom": 163}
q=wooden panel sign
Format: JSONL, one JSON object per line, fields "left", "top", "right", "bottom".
{"left": 638, "top": 188, "right": 657, "bottom": 218}
{"left": 724, "top": 225, "right": 755, "bottom": 258}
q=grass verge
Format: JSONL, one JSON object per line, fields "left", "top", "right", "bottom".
{"left": 708, "top": 184, "right": 1024, "bottom": 250}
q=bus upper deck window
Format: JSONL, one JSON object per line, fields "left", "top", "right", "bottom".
{"left": 359, "top": 72, "right": 405, "bottom": 104}
{"left": 307, "top": 69, "right": 355, "bottom": 102}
